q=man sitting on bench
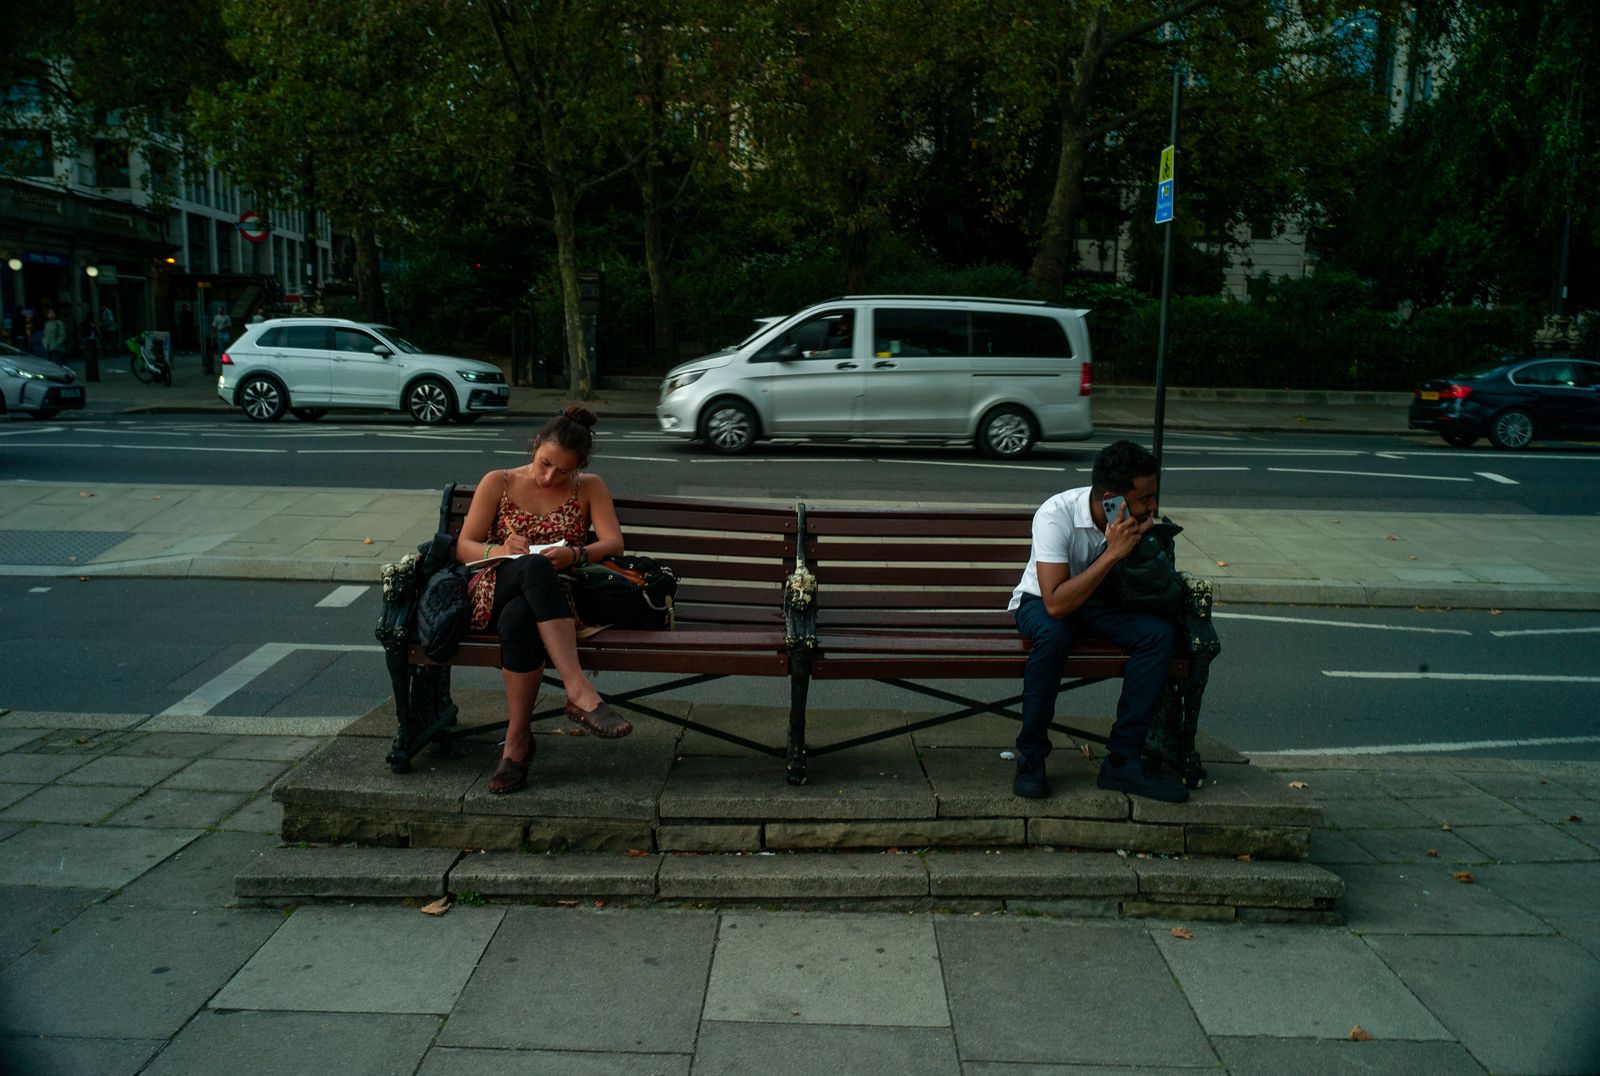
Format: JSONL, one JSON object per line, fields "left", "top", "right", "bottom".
{"left": 1008, "top": 439, "right": 1188, "bottom": 803}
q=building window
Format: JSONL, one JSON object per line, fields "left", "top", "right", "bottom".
{"left": 93, "top": 141, "right": 130, "bottom": 188}
{"left": 147, "top": 150, "right": 177, "bottom": 197}
{"left": 0, "top": 130, "right": 53, "bottom": 177}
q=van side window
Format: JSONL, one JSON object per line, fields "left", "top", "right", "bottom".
{"left": 972, "top": 312, "right": 1071, "bottom": 358}
{"left": 873, "top": 309, "right": 968, "bottom": 357}
{"left": 754, "top": 310, "right": 853, "bottom": 361}
{"left": 280, "top": 325, "right": 330, "bottom": 350}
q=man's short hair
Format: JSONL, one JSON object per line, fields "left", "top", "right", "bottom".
{"left": 1091, "top": 439, "right": 1158, "bottom": 494}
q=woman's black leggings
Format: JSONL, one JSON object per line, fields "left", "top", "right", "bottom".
{"left": 488, "top": 555, "right": 571, "bottom": 673}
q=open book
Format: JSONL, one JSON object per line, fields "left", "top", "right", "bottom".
{"left": 462, "top": 543, "right": 560, "bottom": 570}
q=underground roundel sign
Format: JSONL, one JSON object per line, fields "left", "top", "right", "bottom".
{"left": 237, "top": 211, "right": 271, "bottom": 244}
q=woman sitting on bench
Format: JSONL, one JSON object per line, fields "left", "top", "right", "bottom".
{"left": 456, "top": 405, "right": 630, "bottom": 795}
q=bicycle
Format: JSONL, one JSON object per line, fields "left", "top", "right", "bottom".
{"left": 127, "top": 331, "right": 172, "bottom": 386}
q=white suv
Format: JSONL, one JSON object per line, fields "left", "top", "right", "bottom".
{"left": 217, "top": 318, "right": 509, "bottom": 423}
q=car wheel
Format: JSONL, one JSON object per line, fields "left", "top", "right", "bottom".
{"left": 407, "top": 378, "right": 455, "bottom": 424}
{"left": 1488, "top": 408, "right": 1533, "bottom": 450}
{"left": 240, "top": 376, "right": 287, "bottom": 422}
{"left": 291, "top": 408, "right": 328, "bottom": 421}
{"left": 977, "top": 405, "right": 1037, "bottom": 459}
{"left": 699, "top": 398, "right": 759, "bottom": 454}
{"left": 451, "top": 413, "right": 482, "bottom": 424}
{"left": 1441, "top": 432, "right": 1478, "bottom": 448}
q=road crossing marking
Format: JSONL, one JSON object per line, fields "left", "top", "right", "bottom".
{"left": 28, "top": 586, "right": 49, "bottom": 593}
{"left": 1215, "top": 612, "right": 1472, "bottom": 635}
{"left": 151, "top": 642, "right": 385, "bottom": 720}
{"left": 1490, "top": 626, "right": 1600, "bottom": 638}
{"left": 1322, "top": 670, "right": 1600, "bottom": 683}
{"left": 316, "top": 585, "right": 370, "bottom": 608}
{"left": 1268, "top": 467, "right": 1471, "bottom": 482}
{"left": 1266, "top": 734, "right": 1600, "bottom": 756}
{"left": 1474, "top": 472, "right": 1518, "bottom": 484}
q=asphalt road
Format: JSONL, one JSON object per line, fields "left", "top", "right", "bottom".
{"left": 4, "top": 578, "right": 1596, "bottom": 760}
{"left": 5, "top": 414, "right": 1600, "bottom": 514}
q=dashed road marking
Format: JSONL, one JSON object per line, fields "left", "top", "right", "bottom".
{"left": 1215, "top": 612, "right": 1472, "bottom": 635}
{"left": 152, "top": 642, "right": 385, "bottom": 720}
{"left": 1269, "top": 467, "right": 1472, "bottom": 482}
{"left": 1474, "top": 472, "right": 1518, "bottom": 484}
{"left": 28, "top": 586, "right": 50, "bottom": 593}
{"left": 316, "top": 585, "right": 369, "bottom": 608}
{"left": 1322, "top": 670, "right": 1600, "bottom": 683}
{"left": 1266, "top": 734, "right": 1600, "bottom": 756}
{"left": 1490, "top": 626, "right": 1600, "bottom": 638}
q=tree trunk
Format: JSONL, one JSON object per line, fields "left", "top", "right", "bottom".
{"left": 845, "top": 221, "right": 869, "bottom": 293}
{"left": 639, "top": 155, "right": 675, "bottom": 363}
{"left": 1028, "top": 10, "right": 1107, "bottom": 298}
{"left": 353, "top": 227, "right": 387, "bottom": 323}
{"left": 551, "top": 180, "right": 594, "bottom": 400}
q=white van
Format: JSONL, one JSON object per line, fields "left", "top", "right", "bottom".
{"left": 655, "top": 295, "right": 1093, "bottom": 457}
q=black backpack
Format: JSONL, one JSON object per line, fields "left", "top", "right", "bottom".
{"left": 414, "top": 532, "right": 472, "bottom": 662}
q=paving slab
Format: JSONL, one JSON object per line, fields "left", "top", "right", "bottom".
{"left": 1365, "top": 768, "right": 1483, "bottom": 798}
{"left": 1305, "top": 829, "right": 1376, "bottom": 866}
{"left": 103, "top": 787, "right": 254, "bottom": 828}
{"left": 1316, "top": 796, "right": 1437, "bottom": 830}
{"left": 1344, "top": 827, "right": 1490, "bottom": 864}
{"left": 208, "top": 734, "right": 330, "bottom": 762}
{"left": 210, "top": 904, "right": 504, "bottom": 1014}
{"left": 53, "top": 753, "right": 190, "bottom": 786}
{"left": 1454, "top": 823, "right": 1600, "bottom": 863}
{"left": 0, "top": 884, "right": 104, "bottom": 966}
{"left": 1133, "top": 858, "right": 1342, "bottom": 903}
{"left": 0, "top": 785, "right": 38, "bottom": 811}
{"left": 1548, "top": 919, "right": 1600, "bottom": 960}
{"left": 1405, "top": 793, "right": 1542, "bottom": 828}
{"left": 0, "top": 729, "right": 45, "bottom": 753}
{"left": 440, "top": 907, "right": 715, "bottom": 1053}
{"left": 1130, "top": 763, "right": 1321, "bottom": 826}
{"left": 417, "top": 1045, "right": 691, "bottom": 1076}
{"left": 112, "top": 732, "right": 235, "bottom": 758}
{"left": 925, "top": 850, "right": 1136, "bottom": 898}
{"left": 660, "top": 741, "right": 934, "bottom": 820}
{"left": 0, "top": 782, "right": 142, "bottom": 823}
{"left": 1471, "top": 862, "right": 1600, "bottom": 921}
{"left": 1152, "top": 924, "right": 1450, "bottom": 1040}
{"left": 675, "top": 702, "right": 858, "bottom": 757}
{"left": 936, "top": 917, "right": 1216, "bottom": 1068}
{"left": 657, "top": 851, "right": 928, "bottom": 899}
{"left": 142, "top": 1010, "right": 442, "bottom": 1076}
{"left": 0, "top": 823, "right": 200, "bottom": 889}
{"left": 112, "top": 831, "right": 275, "bottom": 909}
{"left": 0, "top": 905, "right": 281, "bottom": 1038}
{"left": 1266, "top": 770, "right": 1383, "bottom": 798}
{"left": 705, "top": 912, "right": 948, "bottom": 1027}
{"left": 273, "top": 735, "right": 485, "bottom": 813}
{"left": 0, "top": 753, "right": 90, "bottom": 784}
{"left": 460, "top": 732, "right": 674, "bottom": 821}
{"left": 449, "top": 851, "right": 660, "bottom": 897}
{"left": 1209, "top": 1036, "right": 1487, "bottom": 1075}
{"left": 235, "top": 847, "right": 460, "bottom": 899}
{"left": 1366, "top": 934, "right": 1600, "bottom": 1075}
{"left": 0, "top": 1036, "right": 164, "bottom": 1076}
{"left": 918, "top": 747, "right": 1126, "bottom": 820}
{"left": 221, "top": 793, "right": 284, "bottom": 834}
{"left": 1336, "top": 864, "right": 1553, "bottom": 935}
{"left": 163, "top": 757, "right": 290, "bottom": 793}
{"left": 1458, "top": 771, "right": 1583, "bottom": 800}
{"left": 691, "top": 1022, "right": 959, "bottom": 1076}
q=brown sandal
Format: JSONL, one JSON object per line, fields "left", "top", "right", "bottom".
{"left": 489, "top": 750, "right": 532, "bottom": 795}
{"left": 565, "top": 699, "right": 632, "bottom": 739}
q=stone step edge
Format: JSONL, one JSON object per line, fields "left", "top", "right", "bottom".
{"left": 236, "top": 847, "right": 1342, "bottom": 924}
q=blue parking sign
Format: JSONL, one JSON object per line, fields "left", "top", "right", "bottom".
{"left": 1155, "top": 179, "right": 1174, "bottom": 224}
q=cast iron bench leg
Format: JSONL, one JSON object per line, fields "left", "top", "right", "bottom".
{"left": 786, "top": 644, "right": 811, "bottom": 785}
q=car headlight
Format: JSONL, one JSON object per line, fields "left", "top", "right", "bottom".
{"left": 0, "top": 363, "right": 43, "bottom": 380}
{"left": 662, "top": 370, "right": 706, "bottom": 397}
{"left": 457, "top": 370, "right": 505, "bottom": 383}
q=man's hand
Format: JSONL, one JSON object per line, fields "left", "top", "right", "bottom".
{"left": 1103, "top": 506, "right": 1147, "bottom": 562}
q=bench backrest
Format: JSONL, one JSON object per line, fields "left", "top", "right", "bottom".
{"left": 441, "top": 485, "right": 798, "bottom": 631}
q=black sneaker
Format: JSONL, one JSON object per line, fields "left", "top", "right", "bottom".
{"left": 1096, "top": 756, "right": 1189, "bottom": 803}
{"left": 1012, "top": 757, "right": 1049, "bottom": 799}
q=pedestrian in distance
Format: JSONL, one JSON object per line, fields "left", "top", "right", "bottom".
{"left": 42, "top": 308, "right": 66, "bottom": 360}
{"left": 211, "top": 305, "right": 231, "bottom": 351}
{"left": 177, "top": 303, "right": 196, "bottom": 350}
{"left": 1008, "top": 439, "right": 1188, "bottom": 803}
{"left": 455, "top": 405, "right": 631, "bottom": 795}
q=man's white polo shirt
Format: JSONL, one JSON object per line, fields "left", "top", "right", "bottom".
{"left": 1007, "top": 486, "right": 1106, "bottom": 612}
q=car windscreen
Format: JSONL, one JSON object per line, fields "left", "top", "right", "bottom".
{"left": 372, "top": 327, "right": 424, "bottom": 354}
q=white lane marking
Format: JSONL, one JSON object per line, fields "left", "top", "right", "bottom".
{"left": 1268, "top": 467, "right": 1471, "bottom": 482}
{"left": 1174, "top": 447, "right": 1363, "bottom": 456}
{"left": 28, "top": 586, "right": 50, "bottom": 593}
{"left": 2, "top": 443, "right": 128, "bottom": 449}
{"left": 0, "top": 426, "right": 65, "bottom": 436}
{"left": 297, "top": 448, "right": 485, "bottom": 454}
{"left": 1157, "top": 466, "right": 1250, "bottom": 472}
{"left": 112, "top": 444, "right": 287, "bottom": 453}
{"left": 876, "top": 458, "right": 1062, "bottom": 472}
{"left": 1266, "top": 734, "right": 1600, "bottom": 756}
{"left": 316, "top": 585, "right": 369, "bottom": 608}
{"left": 569, "top": 453, "right": 675, "bottom": 463}
{"left": 1322, "top": 670, "right": 1600, "bottom": 683}
{"left": 1215, "top": 612, "right": 1472, "bottom": 636}
{"left": 1475, "top": 472, "right": 1518, "bottom": 485}
{"left": 1375, "top": 452, "right": 1406, "bottom": 459}
{"left": 1490, "top": 626, "right": 1600, "bottom": 638}
{"left": 154, "top": 642, "right": 385, "bottom": 719}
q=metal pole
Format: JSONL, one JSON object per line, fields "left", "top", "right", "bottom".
{"left": 1152, "top": 68, "right": 1182, "bottom": 475}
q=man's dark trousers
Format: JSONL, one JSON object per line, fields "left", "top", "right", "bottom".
{"left": 1013, "top": 594, "right": 1174, "bottom": 763}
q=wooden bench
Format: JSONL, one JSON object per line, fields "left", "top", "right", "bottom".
{"left": 376, "top": 489, "right": 1189, "bottom": 785}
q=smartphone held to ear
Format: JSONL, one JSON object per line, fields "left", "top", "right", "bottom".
{"left": 1101, "top": 495, "right": 1125, "bottom": 527}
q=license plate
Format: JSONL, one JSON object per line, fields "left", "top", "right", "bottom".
{"left": 1420, "top": 391, "right": 1439, "bottom": 400}
{"left": 59, "top": 387, "right": 83, "bottom": 399}
{"left": 495, "top": 386, "right": 509, "bottom": 396}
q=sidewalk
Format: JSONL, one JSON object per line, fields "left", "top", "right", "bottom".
{"left": 0, "top": 717, "right": 1595, "bottom": 1073}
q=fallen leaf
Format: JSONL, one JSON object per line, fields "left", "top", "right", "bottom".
{"left": 790, "top": 1010, "right": 801, "bottom": 1016}
{"left": 1489, "top": 608, "right": 1502, "bottom": 615}
{"left": 1288, "top": 781, "right": 1309, "bottom": 790}
{"left": 1078, "top": 743, "right": 1096, "bottom": 761}
{"left": 419, "top": 897, "right": 451, "bottom": 916}
{"left": 1215, "top": 560, "right": 1228, "bottom": 568}
{"left": 626, "top": 849, "right": 650, "bottom": 857}
{"left": 152, "top": 495, "right": 161, "bottom": 500}
{"left": 1440, "top": 823, "right": 1453, "bottom": 831}
{"left": 1170, "top": 927, "right": 1196, "bottom": 940}
{"left": 1454, "top": 871, "right": 1475, "bottom": 884}
{"left": 1426, "top": 849, "right": 1439, "bottom": 858}
{"left": 1385, "top": 535, "right": 1399, "bottom": 541}
{"left": 592, "top": 899, "right": 606, "bottom": 908}
{"left": 1350, "top": 1025, "right": 1374, "bottom": 1041}
{"left": 77, "top": 576, "right": 90, "bottom": 582}
{"left": 362, "top": 537, "right": 375, "bottom": 545}
{"left": 79, "top": 491, "right": 94, "bottom": 498}
{"left": 1566, "top": 815, "right": 1583, "bottom": 823}
{"left": 1408, "top": 555, "right": 1418, "bottom": 560}
{"left": 556, "top": 898, "right": 579, "bottom": 907}
{"left": 1235, "top": 854, "right": 1254, "bottom": 862}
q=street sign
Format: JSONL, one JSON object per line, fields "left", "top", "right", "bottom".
{"left": 1154, "top": 145, "right": 1175, "bottom": 224}
{"left": 237, "top": 211, "right": 271, "bottom": 244}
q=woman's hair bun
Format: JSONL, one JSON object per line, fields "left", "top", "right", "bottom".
{"left": 562, "top": 404, "right": 598, "bottom": 428}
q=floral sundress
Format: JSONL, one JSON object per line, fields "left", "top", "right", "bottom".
{"left": 467, "top": 474, "right": 587, "bottom": 630}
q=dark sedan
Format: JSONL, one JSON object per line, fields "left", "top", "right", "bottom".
{"left": 1409, "top": 357, "right": 1600, "bottom": 449}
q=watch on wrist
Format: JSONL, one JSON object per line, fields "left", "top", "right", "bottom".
{"left": 569, "top": 540, "right": 589, "bottom": 567}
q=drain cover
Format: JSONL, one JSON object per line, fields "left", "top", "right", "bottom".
{"left": 0, "top": 529, "right": 135, "bottom": 565}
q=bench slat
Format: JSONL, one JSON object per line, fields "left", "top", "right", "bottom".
{"left": 810, "top": 565, "right": 1021, "bottom": 587}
